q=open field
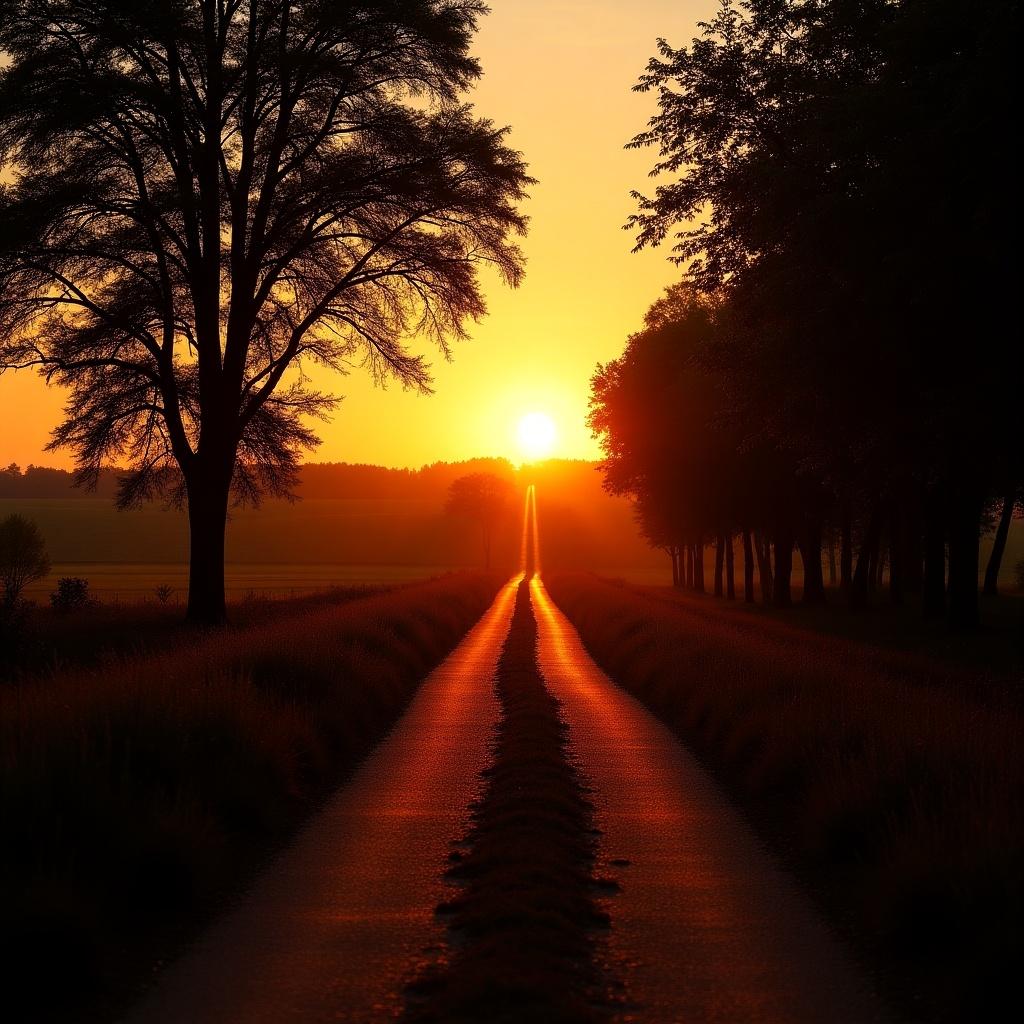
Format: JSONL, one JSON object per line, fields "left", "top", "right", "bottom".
{"left": 4, "top": 584, "right": 394, "bottom": 679}
{"left": 0, "top": 574, "right": 499, "bottom": 1023}
{"left": 0, "top": 490, "right": 668, "bottom": 602}
{"left": 21, "top": 562, "right": 448, "bottom": 602}
{"left": 5, "top": 491, "right": 1020, "bottom": 603}
{"left": 545, "top": 573, "right": 1021, "bottom": 1024}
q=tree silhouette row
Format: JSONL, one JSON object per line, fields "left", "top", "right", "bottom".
{"left": 592, "top": 0, "right": 1019, "bottom": 627}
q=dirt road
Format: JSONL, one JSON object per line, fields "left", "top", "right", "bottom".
{"left": 126, "top": 566, "right": 892, "bottom": 1024}
{"left": 531, "top": 575, "right": 892, "bottom": 1024}
{"left": 125, "top": 579, "right": 519, "bottom": 1024}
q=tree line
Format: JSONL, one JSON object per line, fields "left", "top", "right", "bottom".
{"left": 0, "top": 458, "right": 518, "bottom": 501}
{"left": 590, "top": 0, "right": 1020, "bottom": 628}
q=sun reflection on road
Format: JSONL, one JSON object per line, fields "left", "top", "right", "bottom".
{"left": 527, "top": 506, "right": 887, "bottom": 1022}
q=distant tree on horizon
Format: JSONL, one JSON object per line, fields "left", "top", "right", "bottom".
{"left": 0, "top": 0, "right": 531, "bottom": 623}
{"left": 445, "top": 472, "right": 514, "bottom": 569}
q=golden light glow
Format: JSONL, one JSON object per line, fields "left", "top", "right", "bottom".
{"left": 0, "top": 2, "right": 710, "bottom": 469}
{"left": 517, "top": 412, "right": 557, "bottom": 461}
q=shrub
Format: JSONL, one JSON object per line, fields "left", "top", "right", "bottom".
{"left": 0, "top": 600, "right": 35, "bottom": 677}
{"left": 154, "top": 584, "right": 174, "bottom": 604}
{"left": 0, "top": 513, "right": 50, "bottom": 606}
{"left": 50, "top": 576, "right": 91, "bottom": 613}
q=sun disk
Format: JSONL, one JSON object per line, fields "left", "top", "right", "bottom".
{"left": 517, "top": 412, "right": 557, "bottom": 461}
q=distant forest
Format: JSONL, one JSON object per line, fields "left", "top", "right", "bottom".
{"left": 0, "top": 459, "right": 522, "bottom": 501}
{"left": 0, "top": 459, "right": 661, "bottom": 577}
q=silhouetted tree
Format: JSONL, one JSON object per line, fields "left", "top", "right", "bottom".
{"left": 445, "top": 472, "right": 513, "bottom": 569}
{"left": 983, "top": 491, "right": 1020, "bottom": 597}
{"left": 50, "top": 576, "right": 91, "bottom": 613}
{"left": 591, "top": 287, "right": 744, "bottom": 591}
{"left": 0, "top": 0, "right": 530, "bottom": 622}
{"left": 0, "top": 513, "right": 50, "bottom": 606}
{"left": 626, "top": 0, "right": 1019, "bottom": 627}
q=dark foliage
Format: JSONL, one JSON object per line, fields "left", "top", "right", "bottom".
{"left": 599, "top": 0, "right": 1022, "bottom": 627}
{"left": 50, "top": 576, "right": 92, "bottom": 613}
{"left": 0, "top": 0, "right": 531, "bottom": 621}
{"left": 0, "top": 511, "right": 50, "bottom": 605}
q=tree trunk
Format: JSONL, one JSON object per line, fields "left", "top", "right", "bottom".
{"left": 827, "top": 537, "right": 837, "bottom": 586}
{"left": 742, "top": 528, "right": 755, "bottom": 603}
{"left": 798, "top": 522, "right": 826, "bottom": 606}
{"left": 186, "top": 467, "right": 231, "bottom": 625}
{"left": 840, "top": 501, "right": 853, "bottom": 594}
{"left": 850, "top": 505, "right": 883, "bottom": 610}
{"left": 903, "top": 494, "right": 924, "bottom": 594}
{"left": 923, "top": 488, "right": 946, "bottom": 618}
{"left": 948, "top": 488, "right": 981, "bottom": 629}
{"left": 670, "top": 546, "right": 680, "bottom": 587}
{"left": 725, "top": 533, "right": 736, "bottom": 600}
{"left": 772, "top": 527, "right": 793, "bottom": 608}
{"left": 693, "top": 542, "right": 706, "bottom": 593}
{"left": 867, "top": 537, "right": 881, "bottom": 593}
{"left": 684, "top": 544, "right": 693, "bottom": 590}
{"left": 888, "top": 504, "right": 904, "bottom": 606}
{"left": 983, "top": 492, "right": 1016, "bottom": 596}
{"left": 754, "top": 529, "right": 772, "bottom": 604}
{"left": 714, "top": 534, "right": 725, "bottom": 596}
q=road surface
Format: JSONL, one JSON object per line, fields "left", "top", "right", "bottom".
{"left": 125, "top": 557, "right": 891, "bottom": 1022}
{"left": 531, "top": 575, "right": 891, "bottom": 1024}
{"left": 125, "top": 578, "right": 518, "bottom": 1024}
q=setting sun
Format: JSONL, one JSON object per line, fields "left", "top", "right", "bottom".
{"left": 517, "top": 412, "right": 557, "bottom": 461}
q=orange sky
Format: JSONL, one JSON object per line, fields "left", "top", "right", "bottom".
{"left": 0, "top": 1, "right": 710, "bottom": 471}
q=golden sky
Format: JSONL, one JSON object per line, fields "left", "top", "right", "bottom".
{"left": 0, "top": 1, "right": 710, "bottom": 470}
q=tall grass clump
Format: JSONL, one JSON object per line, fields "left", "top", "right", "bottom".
{"left": 546, "top": 573, "right": 1021, "bottom": 1024}
{"left": 0, "top": 573, "right": 498, "bottom": 1022}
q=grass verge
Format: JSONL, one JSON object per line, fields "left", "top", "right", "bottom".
{"left": 630, "top": 582, "right": 1023, "bottom": 707}
{"left": 545, "top": 572, "right": 1021, "bottom": 1024}
{"left": 1, "top": 583, "right": 390, "bottom": 681}
{"left": 405, "top": 579, "right": 608, "bottom": 1024}
{"left": 0, "top": 572, "right": 498, "bottom": 1023}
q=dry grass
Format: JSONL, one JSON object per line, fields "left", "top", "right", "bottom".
{"left": 0, "top": 573, "right": 498, "bottom": 1023}
{"left": 546, "top": 572, "right": 1021, "bottom": 1024}
{"left": 3, "top": 583, "right": 389, "bottom": 679}
{"left": 632, "top": 581, "right": 1024, "bottom": 696}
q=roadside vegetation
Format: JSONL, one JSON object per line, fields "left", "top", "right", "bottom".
{"left": 1, "top": 573, "right": 498, "bottom": 1023}
{"left": 546, "top": 573, "right": 1020, "bottom": 1024}
{"left": 1, "top": 581, "right": 388, "bottom": 681}
{"left": 633, "top": 582, "right": 1023, "bottom": 705}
